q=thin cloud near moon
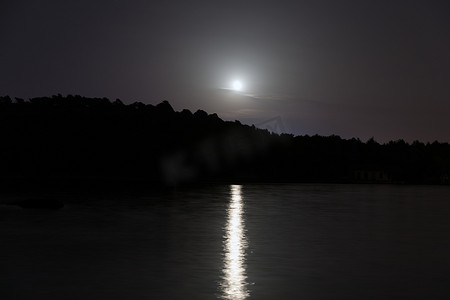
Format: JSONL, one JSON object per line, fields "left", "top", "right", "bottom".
{"left": 216, "top": 87, "right": 294, "bottom": 103}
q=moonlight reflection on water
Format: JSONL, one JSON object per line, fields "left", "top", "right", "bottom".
{"left": 220, "top": 185, "right": 250, "bottom": 300}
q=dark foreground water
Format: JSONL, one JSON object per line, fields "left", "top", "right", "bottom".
{"left": 1, "top": 184, "right": 450, "bottom": 299}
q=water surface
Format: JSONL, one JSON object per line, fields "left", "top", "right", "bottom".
{"left": 1, "top": 184, "right": 450, "bottom": 299}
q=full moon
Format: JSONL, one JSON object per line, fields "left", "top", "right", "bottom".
{"left": 231, "top": 80, "right": 243, "bottom": 91}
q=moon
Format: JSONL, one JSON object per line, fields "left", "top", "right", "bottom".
{"left": 231, "top": 80, "right": 243, "bottom": 91}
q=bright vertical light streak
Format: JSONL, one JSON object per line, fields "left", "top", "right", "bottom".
{"left": 220, "top": 185, "right": 249, "bottom": 300}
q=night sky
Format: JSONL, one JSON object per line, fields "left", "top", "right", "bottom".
{"left": 2, "top": 0, "right": 449, "bottom": 143}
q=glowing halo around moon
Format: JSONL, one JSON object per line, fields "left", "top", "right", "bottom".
{"left": 231, "top": 80, "right": 243, "bottom": 91}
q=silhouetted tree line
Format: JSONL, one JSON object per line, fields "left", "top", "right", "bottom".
{"left": 1, "top": 94, "right": 450, "bottom": 189}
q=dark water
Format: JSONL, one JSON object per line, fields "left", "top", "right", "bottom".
{"left": 1, "top": 184, "right": 450, "bottom": 299}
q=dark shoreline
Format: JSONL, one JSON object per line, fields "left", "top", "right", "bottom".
{"left": 2, "top": 95, "right": 450, "bottom": 188}
{"left": 1, "top": 176, "right": 448, "bottom": 194}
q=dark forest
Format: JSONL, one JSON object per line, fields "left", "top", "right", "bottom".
{"left": 1, "top": 94, "right": 450, "bottom": 190}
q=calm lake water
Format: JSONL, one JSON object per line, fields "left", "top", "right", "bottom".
{"left": 1, "top": 184, "right": 450, "bottom": 299}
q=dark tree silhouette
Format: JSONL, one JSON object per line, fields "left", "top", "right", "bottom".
{"left": 0, "top": 94, "right": 449, "bottom": 190}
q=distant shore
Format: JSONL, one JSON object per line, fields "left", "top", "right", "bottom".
{"left": 1, "top": 95, "right": 450, "bottom": 188}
